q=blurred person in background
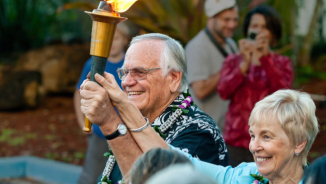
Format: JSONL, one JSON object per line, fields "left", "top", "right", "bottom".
{"left": 127, "top": 148, "right": 192, "bottom": 184}
{"left": 73, "top": 22, "right": 130, "bottom": 184}
{"left": 186, "top": 0, "right": 239, "bottom": 132}
{"left": 217, "top": 5, "right": 293, "bottom": 167}
{"left": 303, "top": 154, "right": 326, "bottom": 184}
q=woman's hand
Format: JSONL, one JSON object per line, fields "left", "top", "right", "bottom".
{"left": 94, "top": 72, "right": 129, "bottom": 107}
{"left": 239, "top": 39, "right": 253, "bottom": 63}
{"left": 252, "top": 31, "right": 270, "bottom": 65}
{"left": 239, "top": 39, "right": 254, "bottom": 75}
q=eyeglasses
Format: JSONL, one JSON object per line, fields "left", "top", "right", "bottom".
{"left": 116, "top": 67, "right": 161, "bottom": 81}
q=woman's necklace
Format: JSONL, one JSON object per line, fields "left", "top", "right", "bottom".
{"left": 100, "top": 92, "right": 194, "bottom": 184}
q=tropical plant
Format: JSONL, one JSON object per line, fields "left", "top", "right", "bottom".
{"left": 0, "top": 0, "right": 58, "bottom": 55}
{"left": 59, "top": 0, "right": 207, "bottom": 45}
{"left": 0, "top": 0, "right": 93, "bottom": 57}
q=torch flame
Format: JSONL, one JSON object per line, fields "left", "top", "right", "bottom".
{"left": 106, "top": 0, "right": 137, "bottom": 13}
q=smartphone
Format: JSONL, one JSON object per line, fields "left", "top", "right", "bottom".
{"left": 248, "top": 30, "right": 258, "bottom": 40}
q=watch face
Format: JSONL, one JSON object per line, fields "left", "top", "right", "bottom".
{"left": 118, "top": 124, "right": 127, "bottom": 135}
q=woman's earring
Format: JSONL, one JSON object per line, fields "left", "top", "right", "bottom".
{"left": 294, "top": 152, "right": 299, "bottom": 156}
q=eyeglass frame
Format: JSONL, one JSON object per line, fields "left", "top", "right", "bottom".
{"left": 116, "top": 67, "right": 162, "bottom": 81}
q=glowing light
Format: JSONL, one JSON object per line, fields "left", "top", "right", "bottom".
{"left": 106, "top": 0, "right": 137, "bottom": 13}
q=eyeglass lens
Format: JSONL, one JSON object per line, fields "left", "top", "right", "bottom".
{"left": 118, "top": 67, "right": 147, "bottom": 81}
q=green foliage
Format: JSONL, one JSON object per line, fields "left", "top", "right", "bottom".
{"left": 0, "top": 129, "right": 36, "bottom": 146}
{"left": 61, "top": 0, "right": 206, "bottom": 45}
{"left": 309, "top": 152, "right": 320, "bottom": 159}
{"left": 62, "top": 156, "right": 73, "bottom": 162}
{"left": 0, "top": 0, "right": 92, "bottom": 57}
{"left": 153, "top": 126, "right": 166, "bottom": 138}
{"left": 8, "top": 137, "right": 25, "bottom": 146}
{"left": 250, "top": 174, "right": 267, "bottom": 183}
{"left": 73, "top": 151, "right": 85, "bottom": 159}
{"left": 322, "top": 124, "right": 326, "bottom": 131}
{"left": 124, "top": 0, "right": 206, "bottom": 45}
{"left": 296, "top": 65, "right": 326, "bottom": 84}
{"left": 46, "top": 152, "right": 60, "bottom": 160}
{"left": 104, "top": 150, "right": 114, "bottom": 157}
{"left": 0, "top": 0, "right": 57, "bottom": 54}
{"left": 0, "top": 129, "right": 15, "bottom": 142}
{"left": 44, "top": 134, "right": 57, "bottom": 141}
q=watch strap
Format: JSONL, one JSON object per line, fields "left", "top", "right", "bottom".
{"left": 104, "top": 129, "right": 120, "bottom": 140}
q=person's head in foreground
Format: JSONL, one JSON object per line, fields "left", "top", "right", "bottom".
{"left": 128, "top": 148, "right": 192, "bottom": 184}
{"left": 117, "top": 33, "right": 187, "bottom": 121}
{"left": 205, "top": 0, "right": 239, "bottom": 39}
{"left": 303, "top": 154, "right": 326, "bottom": 184}
{"left": 248, "top": 89, "right": 319, "bottom": 183}
{"left": 243, "top": 5, "right": 282, "bottom": 46}
{"left": 145, "top": 164, "right": 218, "bottom": 184}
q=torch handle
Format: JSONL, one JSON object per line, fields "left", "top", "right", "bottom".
{"left": 83, "top": 55, "right": 108, "bottom": 133}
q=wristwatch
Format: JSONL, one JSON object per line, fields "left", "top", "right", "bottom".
{"left": 104, "top": 124, "right": 127, "bottom": 140}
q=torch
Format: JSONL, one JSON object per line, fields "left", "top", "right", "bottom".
{"left": 83, "top": 0, "right": 137, "bottom": 132}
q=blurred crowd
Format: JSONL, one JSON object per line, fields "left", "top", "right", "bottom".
{"left": 73, "top": 0, "right": 325, "bottom": 184}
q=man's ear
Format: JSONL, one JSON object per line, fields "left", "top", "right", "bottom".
{"left": 168, "top": 71, "right": 182, "bottom": 93}
{"left": 294, "top": 140, "right": 308, "bottom": 155}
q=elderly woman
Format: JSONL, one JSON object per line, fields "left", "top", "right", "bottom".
{"left": 217, "top": 5, "right": 294, "bottom": 166}
{"left": 173, "top": 89, "right": 319, "bottom": 183}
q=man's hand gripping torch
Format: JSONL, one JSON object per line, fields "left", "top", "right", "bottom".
{"left": 83, "top": 0, "right": 136, "bottom": 132}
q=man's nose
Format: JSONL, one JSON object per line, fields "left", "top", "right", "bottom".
{"left": 121, "top": 72, "right": 137, "bottom": 87}
{"left": 228, "top": 20, "right": 238, "bottom": 29}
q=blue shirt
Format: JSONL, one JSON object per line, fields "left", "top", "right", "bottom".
{"left": 76, "top": 57, "right": 124, "bottom": 139}
{"left": 170, "top": 145, "right": 303, "bottom": 184}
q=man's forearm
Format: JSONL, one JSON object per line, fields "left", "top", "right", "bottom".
{"left": 99, "top": 117, "right": 143, "bottom": 177}
{"left": 191, "top": 72, "right": 220, "bottom": 101}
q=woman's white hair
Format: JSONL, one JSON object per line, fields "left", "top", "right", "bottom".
{"left": 130, "top": 33, "right": 188, "bottom": 92}
{"left": 249, "top": 89, "right": 319, "bottom": 165}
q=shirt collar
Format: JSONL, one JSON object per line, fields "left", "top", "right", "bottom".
{"left": 151, "top": 93, "right": 185, "bottom": 126}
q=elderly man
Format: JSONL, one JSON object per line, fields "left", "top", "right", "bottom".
{"left": 80, "top": 33, "right": 228, "bottom": 184}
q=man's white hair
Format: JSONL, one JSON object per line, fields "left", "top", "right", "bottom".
{"left": 130, "top": 33, "right": 188, "bottom": 92}
{"left": 249, "top": 89, "right": 319, "bottom": 165}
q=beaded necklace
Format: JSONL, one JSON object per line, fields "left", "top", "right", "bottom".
{"left": 100, "top": 92, "right": 194, "bottom": 184}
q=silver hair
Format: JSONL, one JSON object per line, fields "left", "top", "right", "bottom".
{"left": 249, "top": 89, "right": 319, "bottom": 165}
{"left": 130, "top": 33, "right": 188, "bottom": 92}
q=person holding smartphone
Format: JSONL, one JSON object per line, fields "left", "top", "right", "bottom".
{"left": 217, "top": 5, "right": 294, "bottom": 167}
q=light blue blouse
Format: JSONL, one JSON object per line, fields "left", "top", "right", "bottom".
{"left": 170, "top": 145, "right": 303, "bottom": 184}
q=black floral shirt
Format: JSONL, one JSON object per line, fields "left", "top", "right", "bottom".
{"left": 99, "top": 94, "right": 228, "bottom": 183}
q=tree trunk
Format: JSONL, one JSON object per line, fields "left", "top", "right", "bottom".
{"left": 299, "top": 0, "right": 323, "bottom": 66}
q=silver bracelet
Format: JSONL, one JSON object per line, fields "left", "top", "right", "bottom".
{"left": 129, "top": 117, "right": 149, "bottom": 132}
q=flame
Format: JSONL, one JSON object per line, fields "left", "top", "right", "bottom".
{"left": 106, "top": 0, "right": 137, "bottom": 13}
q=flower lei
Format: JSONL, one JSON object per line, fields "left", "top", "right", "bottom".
{"left": 251, "top": 174, "right": 268, "bottom": 184}
{"left": 100, "top": 90, "right": 194, "bottom": 184}
{"left": 154, "top": 89, "right": 194, "bottom": 137}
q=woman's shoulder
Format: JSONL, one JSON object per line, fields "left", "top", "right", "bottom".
{"left": 235, "top": 162, "right": 259, "bottom": 172}
{"left": 226, "top": 162, "right": 260, "bottom": 183}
